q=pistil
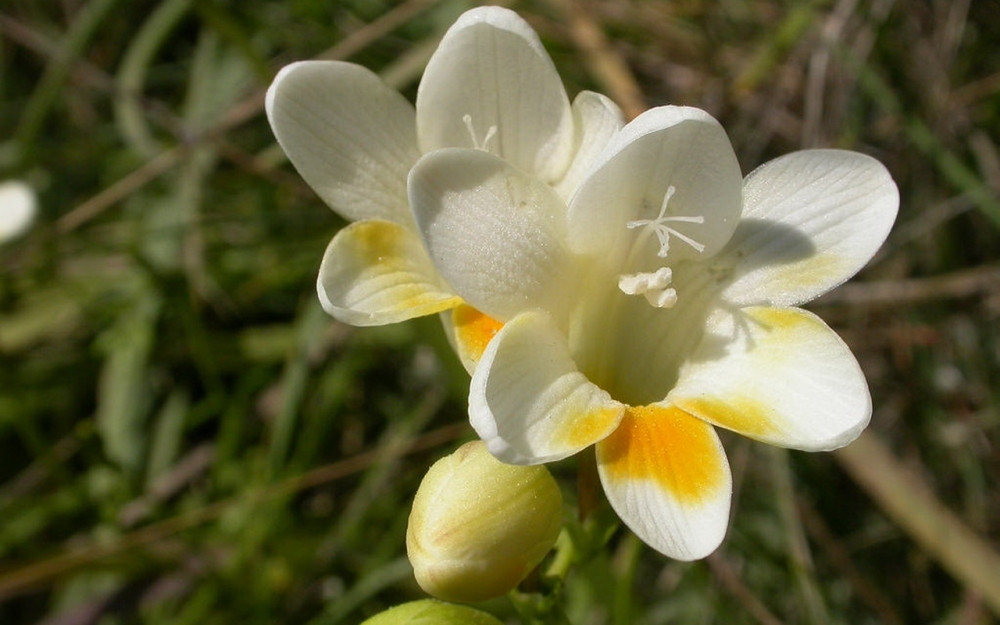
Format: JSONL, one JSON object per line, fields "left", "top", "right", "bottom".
{"left": 626, "top": 186, "right": 706, "bottom": 257}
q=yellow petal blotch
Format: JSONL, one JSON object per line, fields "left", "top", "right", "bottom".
{"left": 773, "top": 255, "right": 846, "bottom": 296}
{"left": 557, "top": 405, "right": 625, "bottom": 450}
{"left": 675, "top": 394, "right": 782, "bottom": 440}
{"left": 599, "top": 405, "right": 725, "bottom": 504}
{"left": 745, "top": 305, "right": 807, "bottom": 333}
{"left": 322, "top": 220, "right": 463, "bottom": 324}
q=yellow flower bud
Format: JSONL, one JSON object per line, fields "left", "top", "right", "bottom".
{"left": 360, "top": 599, "right": 503, "bottom": 625}
{"left": 406, "top": 441, "right": 563, "bottom": 603}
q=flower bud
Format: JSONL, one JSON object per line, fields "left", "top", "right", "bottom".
{"left": 406, "top": 441, "right": 563, "bottom": 603}
{"left": 360, "top": 599, "right": 503, "bottom": 625}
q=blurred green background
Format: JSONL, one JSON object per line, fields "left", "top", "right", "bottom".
{"left": 1, "top": 0, "right": 998, "bottom": 623}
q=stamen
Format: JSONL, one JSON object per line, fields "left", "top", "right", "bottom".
{"left": 618, "top": 267, "right": 672, "bottom": 294}
{"left": 462, "top": 114, "right": 498, "bottom": 152}
{"left": 626, "top": 185, "right": 706, "bottom": 257}
{"left": 618, "top": 267, "right": 677, "bottom": 308}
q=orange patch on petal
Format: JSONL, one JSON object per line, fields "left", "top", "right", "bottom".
{"left": 598, "top": 405, "right": 726, "bottom": 504}
{"left": 674, "top": 395, "right": 782, "bottom": 440}
{"left": 453, "top": 304, "right": 504, "bottom": 362}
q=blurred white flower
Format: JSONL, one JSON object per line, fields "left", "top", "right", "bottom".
{"left": 0, "top": 180, "right": 37, "bottom": 244}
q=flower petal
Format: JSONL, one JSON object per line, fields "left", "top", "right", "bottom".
{"left": 266, "top": 61, "right": 420, "bottom": 224}
{"left": 317, "top": 220, "right": 461, "bottom": 326}
{"left": 719, "top": 149, "right": 899, "bottom": 307}
{"left": 596, "top": 404, "right": 732, "bottom": 560}
{"left": 416, "top": 6, "right": 573, "bottom": 182}
{"left": 470, "top": 310, "right": 625, "bottom": 464}
{"left": 567, "top": 106, "right": 743, "bottom": 267}
{"left": 553, "top": 91, "right": 626, "bottom": 201}
{"left": 670, "top": 306, "right": 871, "bottom": 451}
{"left": 408, "top": 148, "right": 573, "bottom": 321}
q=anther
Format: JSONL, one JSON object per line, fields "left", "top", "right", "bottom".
{"left": 618, "top": 267, "right": 678, "bottom": 308}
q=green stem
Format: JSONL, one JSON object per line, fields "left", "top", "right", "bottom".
{"left": 612, "top": 533, "right": 642, "bottom": 624}
{"left": 545, "top": 530, "right": 575, "bottom": 581}
{"left": 768, "top": 447, "right": 829, "bottom": 624}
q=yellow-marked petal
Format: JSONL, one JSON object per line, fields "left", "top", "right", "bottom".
{"left": 671, "top": 306, "right": 871, "bottom": 451}
{"left": 452, "top": 304, "right": 504, "bottom": 367}
{"left": 599, "top": 405, "right": 726, "bottom": 504}
{"left": 470, "top": 310, "right": 624, "bottom": 464}
{"left": 596, "top": 404, "right": 732, "bottom": 560}
{"left": 719, "top": 149, "right": 898, "bottom": 307}
{"left": 318, "top": 220, "right": 461, "bottom": 326}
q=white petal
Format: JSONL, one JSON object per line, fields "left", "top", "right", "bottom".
{"left": 719, "top": 149, "right": 899, "bottom": 307}
{"left": 470, "top": 310, "right": 625, "bottom": 464}
{"left": 0, "top": 181, "right": 37, "bottom": 243}
{"left": 317, "top": 220, "right": 461, "bottom": 326}
{"left": 266, "top": 61, "right": 420, "bottom": 224}
{"left": 596, "top": 404, "right": 732, "bottom": 560}
{"left": 553, "top": 91, "right": 626, "bottom": 201}
{"left": 568, "top": 106, "right": 743, "bottom": 268}
{"left": 670, "top": 306, "right": 871, "bottom": 451}
{"left": 416, "top": 6, "right": 573, "bottom": 182}
{"left": 408, "top": 148, "right": 574, "bottom": 321}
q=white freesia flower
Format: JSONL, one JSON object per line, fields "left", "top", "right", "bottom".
{"left": 0, "top": 180, "right": 37, "bottom": 244}
{"left": 265, "top": 6, "right": 624, "bottom": 356}
{"left": 408, "top": 105, "right": 899, "bottom": 560}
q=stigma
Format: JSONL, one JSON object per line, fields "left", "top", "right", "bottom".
{"left": 463, "top": 114, "right": 498, "bottom": 152}
{"left": 626, "top": 186, "right": 706, "bottom": 257}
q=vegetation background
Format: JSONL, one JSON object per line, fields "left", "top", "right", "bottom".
{"left": 1, "top": 0, "right": 998, "bottom": 623}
